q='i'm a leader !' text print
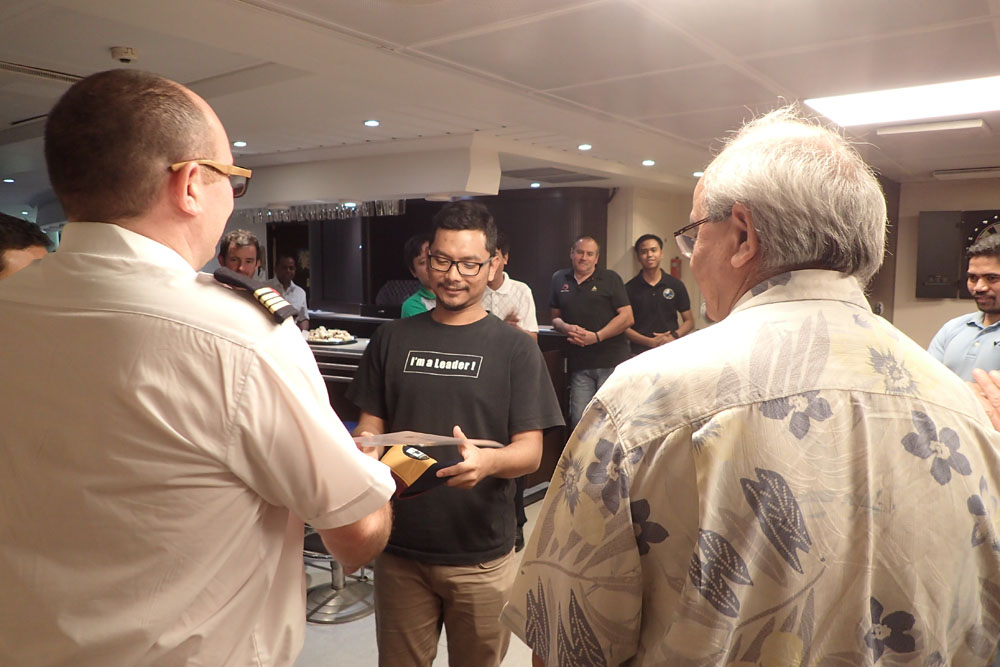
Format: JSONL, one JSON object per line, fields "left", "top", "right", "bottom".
{"left": 404, "top": 350, "right": 483, "bottom": 378}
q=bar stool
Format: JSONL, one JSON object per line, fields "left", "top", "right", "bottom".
{"left": 303, "top": 528, "right": 376, "bottom": 624}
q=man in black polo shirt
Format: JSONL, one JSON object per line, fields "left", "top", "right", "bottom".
{"left": 550, "top": 235, "right": 633, "bottom": 428}
{"left": 625, "top": 233, "right": 693, "bottom": 356}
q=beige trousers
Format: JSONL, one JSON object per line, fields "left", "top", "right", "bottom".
{"left": 374, "top": 550, "right": 517, "bottom": 667}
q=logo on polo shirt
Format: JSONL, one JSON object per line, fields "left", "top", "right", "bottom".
{"left": 404, "top": 350, "right": 483, "bottom": 378}
{"left": 591, "top": 285, "right": 597, "bottom": 291}
{"left": 662, "top": 288, "right": 675, "bottom": 300}
{"left": 560, "top": 283, "right": 570, "bottom": 293}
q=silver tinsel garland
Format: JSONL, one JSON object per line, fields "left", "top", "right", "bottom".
{"left": 230, "top": 200, "right": 405, "bottom": 225}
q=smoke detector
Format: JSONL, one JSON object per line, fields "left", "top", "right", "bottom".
{"left": 110, "top": 47, "right": 138, "bottom": 64}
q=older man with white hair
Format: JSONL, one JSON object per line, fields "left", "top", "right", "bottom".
{"left": 503, "top": 108, "right": 1000, "bottom": 665}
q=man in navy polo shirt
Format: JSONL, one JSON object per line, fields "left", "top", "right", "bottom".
{"left": 930, "top": 234, "right": 1000, "bottom": 380}
{"left": 550, "top": 235, "right": 633, "bottom": 428}
{"left": 624, "top": 233, "right": 693, "bottom": 356}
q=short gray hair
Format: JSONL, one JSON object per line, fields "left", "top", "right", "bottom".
{"left": 700, "top": 106, "right": 887, "bottom": 283}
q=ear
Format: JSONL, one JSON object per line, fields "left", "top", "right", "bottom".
{"left": 168, "top": 162, "right": 205, "bottom": 217}
{"left": 487, "top": 253, "right": 501, "bottom": 282}
{"left": 729, "top": 202, "right": 759, "bottom": 270}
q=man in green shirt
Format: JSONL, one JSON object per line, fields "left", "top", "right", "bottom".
{"left": 401, "top": 232, "right": 436, "bottom": 317}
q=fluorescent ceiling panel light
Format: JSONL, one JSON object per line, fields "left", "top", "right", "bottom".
{"left": 876, "top": 119, "right": 987, "bottom": 136}
{"left": 364, "top": 119, "right": 380, "bottom": 127}
{"left": 932, "top": 167, "right": 1000, "bottom": 181}
{"left": 692, "top": 171, "right": 704, "bottom": 178}
{"left": 577, "top": 143, "right": 592, "bottom": 151}
{"left": 805, "top": 75, "right": 1000, "bottom": 127}
{"left": 232, "top": 140, "right": 247, "bottom": 147}
{"left": 641, "top": 159, "right": 655, "bottom": 166}
{"left": 530, "top": 182, "right": 541, "bottom": 188}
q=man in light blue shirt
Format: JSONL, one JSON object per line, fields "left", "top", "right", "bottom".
{"left": 929, "top": 234, "right": 1000, "bottom": 380}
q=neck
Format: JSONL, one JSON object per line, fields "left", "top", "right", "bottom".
{"left": 488, "top": 271, "right": 505, "bottom": 290}
{"left": 985, "top": 311, "right": 1000, "bottom": 327}
{"left": 431, "top": 302, "right": 488, "bottom": 326}
{"left": 641, "top": 266, "right": 661, "bottom": 283}
{"left": 280, "top": 278, "right": 291, "bottom": 289}
{"left": 574, "top": 267, "right": 595, "bottom": 283}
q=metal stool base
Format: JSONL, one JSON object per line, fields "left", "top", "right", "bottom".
{"left": 305, "top": 578, "right": 375, "bottom": 624}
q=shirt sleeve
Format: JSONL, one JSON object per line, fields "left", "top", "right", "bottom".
{"left": 927, "top": 322, "right": 951, "bottom": 361}
{"left": 549, "top": 271, "right": 562, "bottom": 309}
{"left": 675, "top": 280, "right": 692, "bottom": 313}
{"left": 508, "top": 335, "right": 564, "bottom": 433}
{"left": 610, "top": 270, "right": 630, "bottom": 309}
{"left": 345, "top": 325, "right": 389, "bottom": 420}
{"left": 516, "top": 281, "right": 539, "bottom": 333}
{"left": 501, "top": 401, "right": 640, "bottom": 665}
{"left": 400, "top": 293, "right": 422, "bottom": 318}
{"left": 225, "top": 327, "right": 394, "bottom": 529}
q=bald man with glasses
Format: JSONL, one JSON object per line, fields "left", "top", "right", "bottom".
{"left": 0, "top": 69, "right": 393, "bottom": 666}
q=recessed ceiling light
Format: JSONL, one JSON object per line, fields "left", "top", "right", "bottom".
{"left": 364, "top": 120, "right": 380, "bottom": 128}
{"left": 805, "top": 74, "right": 1000, "bottom": 127}
{"left": 530, "top": 182, "right": 541, "bottom": 188}
{"left": 2, "top": 178, "right": 14, "bottom": 183}
{"left": 232, "top": 140, "right": 247, "bottom": 148}
{"left": 343, "top": 202, "right": 357, "bottom": 208}
{"left": 577, "top": 143, "right": 592, "bottom": 151}
{"left": 21, "top": 211, "right": 29, "bottom": 215}
{"left": 693, "top": 171, "right": 704, "bottom": 178}
{"left": 641, "top": 159, "right": 655, "bottom": 167}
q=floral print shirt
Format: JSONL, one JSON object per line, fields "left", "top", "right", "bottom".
{"left": 502, "top": 270, "right": 1000, "bottom": 666}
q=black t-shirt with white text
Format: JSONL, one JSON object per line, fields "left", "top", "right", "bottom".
{"left": 346, "top": 312, "right": 564, "bottom": 565}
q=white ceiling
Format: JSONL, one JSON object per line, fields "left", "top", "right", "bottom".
{"left": 2, "top": 0, "right": 1000, "bottom": 215}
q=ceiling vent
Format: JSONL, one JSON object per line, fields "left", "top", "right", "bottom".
{"left": 0, "top": 60, "right": 80, "bottom": 85}
{"left": 931, "top": 167, "right": 1000, "bottom": 181}
{"left": 503, "top": 167, "right": 606, "bottom": 183}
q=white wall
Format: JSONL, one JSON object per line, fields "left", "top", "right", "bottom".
{"left": 893, "top": 179, "right": 1000, "bottom": 347}
{"left": 606, "top": 186, "right": 706, "bottom": 329}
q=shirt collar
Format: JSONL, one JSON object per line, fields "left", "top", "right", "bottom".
{"left": 57, "top": 222, "right": 197, "bottom": 275}
{"left": 732, "top": 269, "right": 871, "bottom": 315}
{"left": 491, "top": 272, "right": 512, "bottom": 294}
{"left": 966, "top": 311, "right": 1000, "bottom": 330}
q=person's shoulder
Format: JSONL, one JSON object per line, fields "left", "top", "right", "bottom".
{"left": 625, "top": 272, "right": 643, "bottom": 288}
{"left": 660, "top": 271, "right": 689, "bottom": 292}
{"left": 508, "top": 276, "right": 533, "bottom": 293}
{"left": 598, "top": 267, "right": 625, "bottom": 283}
{"left": 937, "top": 311, "right": 980, "bottom": 334}
{"left": 550, "top": 268, "right": 571, "bottom": 281}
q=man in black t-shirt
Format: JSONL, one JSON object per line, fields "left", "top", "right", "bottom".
{"left": 625, "top": 233, "right": 693, "bottom": 356}
{"left": 549, "top": 235, "right": 633, "bottom": 429}
{"left": 347, "top": 201, "right": 563, "bottom": 667}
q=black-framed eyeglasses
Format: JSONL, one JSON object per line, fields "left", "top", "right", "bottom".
{"left": 674, "top": 216, "right": 714, "bottom": 259}
{"left": 169, "top": 159, "right": 253, "bottom": 198}
{"left": 428, "top": 254, "right": 491, "bottom": 277}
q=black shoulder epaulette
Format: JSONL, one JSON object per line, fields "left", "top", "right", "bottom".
{"left": 213, "top": 267, "right": 297, "bottom": 324}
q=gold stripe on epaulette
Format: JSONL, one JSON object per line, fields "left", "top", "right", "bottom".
{"left": 263, "top": 297, "right": 290, "bottom": 311}
{"left": 253, "top": 287, "right": 291, "bottom": 313}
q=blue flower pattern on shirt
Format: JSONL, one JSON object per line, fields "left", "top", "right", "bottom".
{"left": 901, "top": 411, "right": 972, "bottom": 485}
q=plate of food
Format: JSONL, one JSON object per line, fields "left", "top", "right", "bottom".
{"left": 307, "top": 326, "right": 357, "bottom": 345}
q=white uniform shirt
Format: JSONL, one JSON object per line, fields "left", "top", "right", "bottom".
{"left": 266, "top": 277, "right": 309, "bottom": 325}
{"left": 482, "top": 272, "right": 538, "bottom": 333}
{"left": 0, "top": 223, "right": 394, "bottom": 666}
